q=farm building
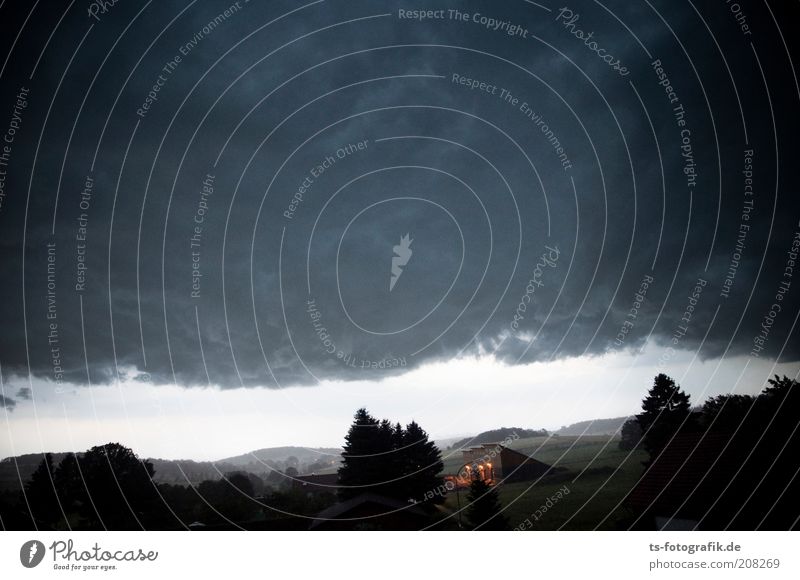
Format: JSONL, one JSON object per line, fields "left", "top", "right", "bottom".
{"left": 457, "top": 443, "right": 553, "bottom": 485}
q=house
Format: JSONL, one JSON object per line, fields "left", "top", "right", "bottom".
{"left": 627, "top": 432, "right": 738, "bottom": 530}
{"left": 457, "top": 443, "right": 553, "bottom": 485}
{"left": 309, "top": 493, "right": 432, "bottom": 530}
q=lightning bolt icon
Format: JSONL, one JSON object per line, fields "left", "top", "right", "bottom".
{"left": 390, "top": 234, "right": 413, "bottom": 292}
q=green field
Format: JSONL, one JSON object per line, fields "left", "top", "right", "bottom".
{"left": 438, "top": 434, "right": 647, "bottom": 530}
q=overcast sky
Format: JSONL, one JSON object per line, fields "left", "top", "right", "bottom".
{"left": 1, "top": 0, "right": 798, "bottom": 460}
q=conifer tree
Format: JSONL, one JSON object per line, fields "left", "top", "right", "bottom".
{"left": 466, "top": 477, "right": 509, "bottom": 530}
{"left": 636, "top": 374, "right": 691, "bottom": 461}
{"left": 337, "top": 408, "right": 385, "bottom": 500}
{"left": 337, "top": 410, "right": 444, "bottom": 503}
{"left": 400, "top": 421, "right": 444, "bottom": 503}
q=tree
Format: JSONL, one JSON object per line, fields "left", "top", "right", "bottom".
{"left": 264, "top": 487, "right": 336, "bottom": 519}
{"left": 761, "top": 375, "right": 800, "bottom": 446}
{"left": 22, "top": 453, "right": 62, "bottom": 529}
{"left": 337, "top": 409, "right": 445, "bottom": 503}
{"left": 399, "top": 421, "right": 444, "bottom": 503}
{"left": 197, "top": 473, "right": 257, "bottom": 524}
{"left": 762, "top": 374, "right": 798, "bottom": 406}
{"left": 754, "top": 375, "right": 800, "bottom": 528}
{"left": 618, "top": 418, "right": 642, "bottom": 451}
{"left": 78, "top": 443, "right": 157, "bottom": 529}
{"left": 636, "top": 374, "right": 691, "bottom": 461}
{"left": 700, "top": 394, "right": 754, "bottom": 431}
{"left": 54, "top": 453, "right": 87, "bottom": 520}
{"left": 375, "top": 419, "right": 399, "bottom": 496}
{"left": 337, "top": 408, "right": 385, "bottom": 500}
{"left": 683, "top": 375, "right": 800, "bottom": 529}
{"left": 466, "top": 477, "right": 509, "bottom": 530}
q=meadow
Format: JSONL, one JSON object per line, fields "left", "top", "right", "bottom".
{"left": 439, "top": 434, "right": 648, "bottom": 530}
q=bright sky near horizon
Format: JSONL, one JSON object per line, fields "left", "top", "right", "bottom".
{"left": 3, "top": 339, "right": 797, "bottom": 461}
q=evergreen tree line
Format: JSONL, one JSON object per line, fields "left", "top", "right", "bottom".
{"left": 620, "top": 373, "right": 800, "bottom": 529}
{"left": 337, "top": 408, "right": 444, "bottom": 503}
{"left": 337, "top": 408, "right": 513, "bottom": 530}
{"left": 0, "top": 442, "right": 325, "bottom": 530}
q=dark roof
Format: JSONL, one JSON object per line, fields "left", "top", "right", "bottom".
{"left": 500, "top": 445, "right": 551, "bottom": 466}
{"left": 293, "top": 473, "right": 339, "bottom": 487}
{"left": 459, "top": 444, "right": 552, "bottom": 470}
{"left": 309, "top": 493, "right": 428, "bottom": 529}
{"left": 628, "top": 432, "right": 737, "bottom": 514}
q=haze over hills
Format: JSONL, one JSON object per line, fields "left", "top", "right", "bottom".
{"left": 0, "top": 420, "right": 627, "bottom": 491}
{"left": 0, "top": 447, "right": 341, "bottom": 491}
{"left": 447, "top": 428, "right": 549, "bottom": 450}
{"left": 215, "top": 446, "right": 344, "bottom": 478}
{"left": 555, "top": 416, "right": 631, "bottom": 436}
{"left": 0, "top": 452, "right": 72, "bottom": 492}
{"left": 0, "top": 453, "right": 243, "bottom": 491}
{"left": 217, "top": 446, "right": 342, "bottom": 467}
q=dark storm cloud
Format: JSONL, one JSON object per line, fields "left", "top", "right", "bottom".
{"left": 0, "top": 395, "right": 16, "bottom": 410}
{"left": 0, "top": 0, "right": 798, "bottom": 391}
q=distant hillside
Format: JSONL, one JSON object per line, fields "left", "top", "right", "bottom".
{"left": 449, "top": 427, "right": 548, "bottom": 450}
{"left": 433, "top": 436, "right": 471, "bottom": 449}
{"left": 216, "top": 446, "right": 342, "bottom": 477}
{"left": 556, "top": 416, "right": 631, "bottom": 436}
{"left": 217, "top": 446, "right": 341, "bottom": 466}
{"left": 0, "top": 453, "right": 242, "bottom": 491}
{"left": 0, "top": 446, "right": 343, "bottom": 492}
{"left": 0, "top": 453, "right": 71, "bottom": 492}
